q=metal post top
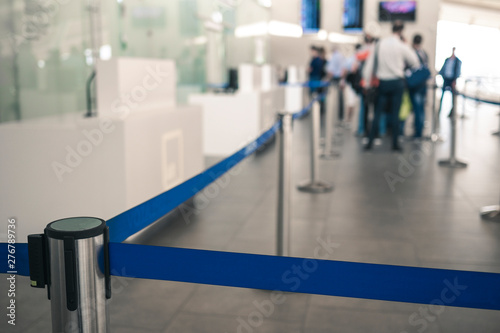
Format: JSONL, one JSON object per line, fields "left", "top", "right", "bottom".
{"left": 45, "top": 217, "right": 106, "bottom": 240}
{"left": 277, "top": 111, "right": 294, "bottom": 117}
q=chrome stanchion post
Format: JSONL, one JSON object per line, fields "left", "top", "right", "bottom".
{"left": 430, "top": 83, "right": 444, "bottom": 143}
{"left": 438, "top": 88, "right": 467, "bottom": 168}
{"left": 298, "top": 95, "right": 334, "bottom": 193}
{"left": 480, "top": 197, "right": 500, "bottom": 222}
{"left": 321, "top": 85, "right": 341, "bottom": 159}
{"left": 493, "top": 102, "right": 500, "bottom": 136}
{"left": 277, "top": 112, "right": 293, "bottom": 256}
{"left": 28, "top": 217, "right": 111, "bottom": 332}
{"left": 461, "top": 79, "right": 468, "bottom": 119}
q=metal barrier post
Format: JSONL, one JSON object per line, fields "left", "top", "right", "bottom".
{"left": 28, "top": 217, "right": 111, "bottom": 332}
{"left": 321, "top": 85, "right": 341, "bottom": 159}
{"left": 461, "top": 79, "right": 469, "bottom": 119}
{"left": 493, "top": 102, "right": 500, "bottom": 136}
{"left": 277, "top": 112, "right": 293, "bottom": 256}
{"left": 298, "top": 95, "right": 334, "bottom": 193}
{"left": 438, "top": 88, "right": 468, "bottom": 168}
{"left": 480, "top": 198, "right": 500, "bottom": 222}
{"left": 430, "top": 83, "right": 444, "bottom": 143}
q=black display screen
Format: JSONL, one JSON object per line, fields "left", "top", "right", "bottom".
{"left": 343, "top": 0, "right": 364, "bottom": 32}
{"left": 301, "top": 0, "right": 321, "bottom": 34}
{"left": 379, "top": 1, "right": 416, "bottom": 22}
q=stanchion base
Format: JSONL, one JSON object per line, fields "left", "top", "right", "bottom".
{"left": 430, "top": 133, "right": 445, "bottom": 143}
{"left": 480, "top": 205, "right": 500, "bottom": 222}
{"left": 320, "top": 151, "right": 341, "bottom": 159}
{"left": 297, "top": 181, "right": 334, "bottom": 193}
{"left": 438, "top": 159, "right": 468, "bottom": 168}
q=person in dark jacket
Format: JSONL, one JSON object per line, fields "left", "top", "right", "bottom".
{"left": 438, "top": 47, "right": 462, "bottom": 116}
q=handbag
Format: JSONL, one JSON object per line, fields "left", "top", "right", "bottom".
{"left": 399, "top": 90, "right": 412, "bottom": 120}
{"left": 370, "top": 42, "right": 380, "bottom": 88}
{"left": 363, "top": 43, "right": 380, "bottom": 102}
{"left": 406, "top": 51, "right": 430, "bottom": 89}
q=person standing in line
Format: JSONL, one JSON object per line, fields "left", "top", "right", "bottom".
{"left": 355, "top": 34, "right": 375, "bottom": 139}
{"left": 325, "top": 45, "right": 346, "bottom": 122}
{"left": 363, "top": 20, "right": 419, "bottom": 152}
{"left": 318, "top": 47, "right": 328, "bottom": 113}
{"left": 438, "top": 47, "right": 462, "bottom": 116}
{"left": 308, "top": 46, "right": 324, "bottom": 98}
{"left": 343, "top": 44, "right": 362, "bottom": 129}
{"left": 409, "top": 34, "right": 429, "bottom": 140}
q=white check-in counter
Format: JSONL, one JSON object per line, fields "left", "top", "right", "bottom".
{"left": 189, "top": 87, "right": 284, "bottom": 156}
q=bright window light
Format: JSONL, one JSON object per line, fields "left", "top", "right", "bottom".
{"left": 235, "top": 21, "right": 269, "bottom": 38}
{"left": 211, "top": 11, "right": 223, "bottom": 23}
{"left": 317, "top": 29, "right": 328, "bottom": 40}
{"left": 268, "top": 21, "right": 302, "bottom": 38}
{"left": 99, "top": 44, "right": 112, "bottom": 60}
{"left": 258, "top": 0, "right": 272, "bottom": 7}
{"left": 235, "top": 21, "right": 302, "bottom": 38}
{"left": 328, "top": 32, "right": 360, "bottom": 44}
{"left": 436, "top": 20, "right": 500, "bottom": 78}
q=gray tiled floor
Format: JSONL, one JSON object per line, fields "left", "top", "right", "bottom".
{"left": 2, "top": 99, "right": 500, "bottom": 332}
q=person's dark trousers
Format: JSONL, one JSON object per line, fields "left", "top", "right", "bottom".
{"left": 332, "top": 78, "right": 344, "bottom": 121}
{"left": 409, "top": 85, "right": 426, "bottom": 138}
{"left": 367, "top": 79, "right": 405, "bottom": 150}
{"left": 439, "top": 79, "right": 454, "bottom": 116}
{"left": 363, "top": 88, "right": 378, "bottom": 137}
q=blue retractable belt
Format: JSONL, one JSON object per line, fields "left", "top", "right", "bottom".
{"left": 457, "top": 92, "right": 500, "bottom": 106}
{"left": 109, "top": 242, "right": 500, "bottom": 311}
{"left": 3, "top": 241, "right": 500, "bottom": 311}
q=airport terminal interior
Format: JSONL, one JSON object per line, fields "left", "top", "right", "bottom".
{"left": 1, "top": 0, "right": 500, "bottom": 332}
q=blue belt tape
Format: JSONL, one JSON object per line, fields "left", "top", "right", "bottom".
{"left": 3, "top": 241, "right": 500, "bottom": 311}
{"left": 109, "top": 242, "right": 500, "bottom": 311}
{"left": 0, "top": 243, "right": 29, "bottom": 276}
{"left": 107, "top": 121, "right": 281, "bottom": 243}
{"left": 293, "top": 93, "right": 326, "bottom": 120}
{"left": 457, "top": 92, "right": 500, "bottom": 106}
{"left": 280, "top": 80, "right": 331, "bottom": 88}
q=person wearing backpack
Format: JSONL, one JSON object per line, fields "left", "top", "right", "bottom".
{"left": 363, "top": 21, "right": 419, "bottom": 152}
{"left": 438, "top": 47, "right": 462, "bottom": 117}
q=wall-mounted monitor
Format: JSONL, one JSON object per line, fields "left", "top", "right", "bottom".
{"left": 301, "top": 0, "right": 321, "bottom": 34}
{"left": 343, "top": 0, "right": 364, "bottom": 32}
{"left": 379, "top": 1, "right": 416, "bottom": 22}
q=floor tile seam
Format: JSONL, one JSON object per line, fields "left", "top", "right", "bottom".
{"left": 178, "top": 309, "right": 305, "bottom": 325}
{"left": 160, "top": 284, "right": 201, "bottom": 332}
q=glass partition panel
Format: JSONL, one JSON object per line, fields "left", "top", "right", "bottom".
{"left": 0, "top": 0, "right": 92, "bottom": 122}
{"left": 0, "top": 0, "right": 271, "bottom": 122}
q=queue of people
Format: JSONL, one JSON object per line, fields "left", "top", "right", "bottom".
{"left": 308, "top": 20, "right": 461, "bottom": 153}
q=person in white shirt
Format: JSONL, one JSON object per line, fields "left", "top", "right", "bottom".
{"left": 326, "top": 45, "right": 346, "bottom": 121}
{"left": 363, "top": 20, "right": 419, "bottom": 151}
{"left": 343, "top": 44, "right": 362, "bottom": 128}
